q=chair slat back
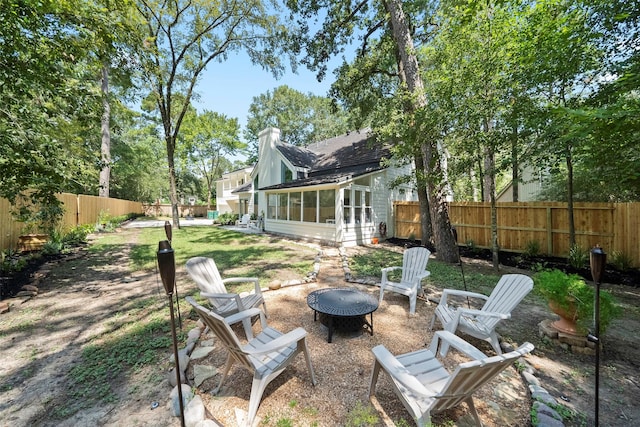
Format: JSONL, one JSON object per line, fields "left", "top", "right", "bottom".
{"left": 479, "top": 274, "right": 533, "bottom": 328}
{"left": 186, "top": 296, "right": 254, "bottom": 370}
{"left": 186, "top": 257, "right": 226, "bottom": 303}
{"left": 432, "top": 342, "right": 534, "bottom": 412}
{"left": 401, "top": 247, "right": 431, "bottom": 283}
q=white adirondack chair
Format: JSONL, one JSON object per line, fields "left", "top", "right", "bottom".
{"left": 186, "top": 296, "right": 317, "bottom": 427}
{"left": 236, "top": 213, "right": 251, "bottom": 227}
{"left": 430, "top": 274, "right": 533, "bottom": 354}
{"left": 379, "top": 247, "right": 431, "bottom": 314}
{"left": 369, "top": 330, "right": 534, "bottom": 427}
{"left": 186, "top": 256, "right": 266, "bottom": 340}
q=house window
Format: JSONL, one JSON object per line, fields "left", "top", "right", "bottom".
{"left": 303, "top": 191, "right": 317, "bottom": 223}
{"left": 267, "top": 194, "right": 277, "bottom": 219}
{"left": 343, "top": 190, "right": 351, "bottom": 224}
{"left": 278, "top": 192, "right": 288, "bottom": 219}
{"left": 319, "top": 190, "right": 335, "bottom": 223}
{"left": 344, "top": 186, "right": 371, "bottom": 225}
{"left": 281, "top": 162, "right": 293, "bottom": 183}
{"left": 268, "top": 189, "right": 334, "bottom": 224}
{"left": 364, "top": 190, "right": 372, "bottom": 222}
{"left": 290, "top": 192, "right": 302, "bottom": 221}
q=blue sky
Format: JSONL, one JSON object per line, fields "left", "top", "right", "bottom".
{"left": 193, "top": 52, "right": 336, "bottom": 135}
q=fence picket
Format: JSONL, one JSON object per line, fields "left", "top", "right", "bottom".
{"left": 394, "top": 201, "right": 640, "bottom": 268}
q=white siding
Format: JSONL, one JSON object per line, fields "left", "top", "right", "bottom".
{"left": 254, "top": 126, "right": 418, "bottom": 246}
{"left": 497, "top": 166, "right": 543, "bottom": 202}
{"left": 216, "top": 167, "right": 253, "bottom": 214}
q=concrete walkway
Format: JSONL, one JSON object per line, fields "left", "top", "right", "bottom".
{"left": 122, "top": 218, "right": 264, "bottom": 234}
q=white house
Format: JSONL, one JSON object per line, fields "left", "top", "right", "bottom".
{"left": 239, "top": 127, "right": 416, "bottom": 246}
{"left": 497, "top": 165, "right": 546, "bottom": 202}
{"left": 215, "top": 166, "right": 254, "bottom": 215}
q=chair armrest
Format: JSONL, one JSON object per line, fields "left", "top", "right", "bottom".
{"left": 430, "top": 330, "right": 487, "bottom": 360}
{"left": 222, "top": 277, "right": 262, "bottom": 294}
{"left": 402, "top": 271, "right": 431, "bottom": 290}
{"left": 371, "top": 345, "right": 437, "bottom": 397}
{"left": 456, "top": 307, "right": 511, "bottom": 320}
{"left": 416, "top": 271, "right": 431, "bottom": 281}
{"left": 381, "top": 266, "right": 402, "bottom": 283}
{"left": 243, "top": 327, "right": 308, "bottom": 355}
{"left": 440, "top": 289, "right": 489, "bottom": 305}
{"left": 224, "top": 307, "right": 267, "bottom": 330}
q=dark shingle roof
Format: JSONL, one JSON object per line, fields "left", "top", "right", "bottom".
{"left": 232, "top": 182, "right": 252, "bottom": 193}
{"left": 262, "top": 129, "right": 391, "bottom": 190}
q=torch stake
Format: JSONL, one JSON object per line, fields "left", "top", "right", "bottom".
{"left": 164, "top": 221, "right": 182, "bottom": 330}
{"left": 452, "top": 227, "right": 470, "bottom": 309}
{"left": 588, "top": 245, "right": 606, "bottom": 427}
{"left": 157, "top": 242, "right": 185, "bottom": 427}
{"left": 174, "top": 285, "right": 183, "bottom": 331}
{"left": 168, "top": 293, "right": 185, "bottom": 427}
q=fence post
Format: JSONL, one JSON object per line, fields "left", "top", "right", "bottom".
{"left": 546, "top": 207, "right": 553, "bottom": 255}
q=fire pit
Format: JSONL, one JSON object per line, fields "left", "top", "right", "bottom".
{"left": 307, "top": 287, "right": 379, "bottom": 343}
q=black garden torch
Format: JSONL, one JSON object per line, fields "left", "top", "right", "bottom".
{"left": 157, "top": 241, "right": 185, "bottom": 427}
{"left": 163, "top": 221, "right": 182, "bottom": 329}
{"left": 588, "top": 245, "right": 606, "bottom": 427}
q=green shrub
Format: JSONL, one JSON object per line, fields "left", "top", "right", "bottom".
{"left": 524, "top": 240, "right": 542, "bottom": 258}
{"left": 42, "top": 241, "right": 63, "bottom": 255}
{"left": 217, "top": 212, "right": 238, "bottom": 225}
{"left": 534, "top": 269, "right": 620, "bottom": 333}
{"left": 609, "top": 250, "right": 633, "bottom": 271}
{"left": 568, "top": 244, "right": 589, "bottom": 269}
{"left": 62, "top": 224, "right": 92, "bottom": 245}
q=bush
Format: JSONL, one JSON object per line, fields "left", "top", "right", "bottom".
{"left": 217, "top": 212, "right": 238, "bottom": 225}
{"left": 609, "top": 250, "right": 633, "bottom": 271}
{"left": 568, "top": 244, "right": 589, "bottom": 269}
{"left": 62, "top": 224, "right": 92, "bottom": 245}
{"left": 524, "top": 240, "right": 542, "bottom": 258}
{"left": 534, "top": 269, "right": 620, "bottom": 333}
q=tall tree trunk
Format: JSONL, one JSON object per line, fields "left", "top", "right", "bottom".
{"left": 414, "top": 152, "right": 433, "bottom": 246}
{"left": 386, "top": 0, "right": 457, "bottom": 262}
{"left": 566, "top": 145, "right": 575, "bottom": 247}
{"left": 483, "top": 150, "right": 492, "bottom": 202}
{"left": 165, "top": 134, "right": 181, "bottom": 228}
{"left": 511, "top": 125, "right": 519, "bottom": 202}
{"left": 483, "top": 119, "right": 500, "bottom": 270}
{"left": 99, "top": 64, "right": 111, "bottom": 198}
{"left": 477, "top": 158, "right": 485, "bottom": 202}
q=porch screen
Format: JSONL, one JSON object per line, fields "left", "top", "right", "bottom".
{"left": 267, "top": 194, "right": 277, "bottom": 219}
{"left": 278, "top": 193, "right": 288, "bottom": 220}
{"left": 319, "top": 190, "right": 335, "bottom": 223}
{"left": 290, "top": 192, "right": 301, "bottom": 221}
{"left": 303, "top": 191, "right": 317, "bottom": 223}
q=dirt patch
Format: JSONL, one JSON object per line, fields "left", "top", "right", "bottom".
{"left": 1, "top": 230, "right": 639, "bottom": 426}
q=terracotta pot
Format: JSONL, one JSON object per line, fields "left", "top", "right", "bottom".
{"left": 371, "top": 237, "right": 379, "bottom": 244}
{"left": 17, "top": 234, "right": 48, "bottom": 252}
{"left": 548, "top": 299, "right": 580, "bottom": 335}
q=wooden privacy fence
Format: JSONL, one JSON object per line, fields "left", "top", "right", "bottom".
{"left": 394, "top": 201, "right": 640, "bottom": 267}
{"left": 0, "top": 194, "right": 143, "bottom": 252}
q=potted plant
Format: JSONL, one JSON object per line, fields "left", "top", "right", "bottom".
{"left": 16, "top": 218, "right": 49, "bottom": 252}
{"left": 533, "top": 269, "right": 619, "bottom": 335}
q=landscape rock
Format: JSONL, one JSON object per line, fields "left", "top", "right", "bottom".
{"left": 193, "top": 365, "right": 217, "bottom": 387}
{"left": 184, "top": 395, "right": 206, "bottom": 427}
{"left": 169, "top": 384, "right": 193, "bottom": 417}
